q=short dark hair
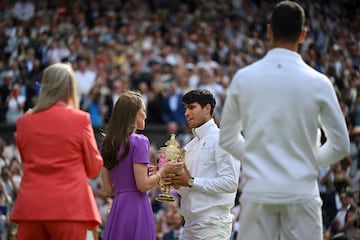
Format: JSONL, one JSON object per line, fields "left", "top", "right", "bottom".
{"left": 182, "top": 89, "right": 216, "bottom": 116}
{"left": 270, "top": 1, "right": 305, "bottom": 42}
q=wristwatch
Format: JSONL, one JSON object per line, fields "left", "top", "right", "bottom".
{"left": 188, "top": 177, "right": 194, "bottom": 187}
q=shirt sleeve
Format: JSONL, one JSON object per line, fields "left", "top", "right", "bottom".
{"left": 193, "top": 144, "right": 240, "bottom": 194}
{"left": 219, "top": 81, "right": 246, "bottom": 161}
{"left": 82, "top": 114, "right": 103, "bottom": 178}
{"left": 316, "top": 84, "right": 350, "bottom": 167}
{"left": 132, "top": 135, "right": 150, "bottom": 165}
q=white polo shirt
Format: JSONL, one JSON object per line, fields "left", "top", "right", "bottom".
{"left": 220, "top": 48, "right": 350, "bottom": 204}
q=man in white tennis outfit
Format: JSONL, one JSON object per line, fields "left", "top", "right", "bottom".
{"left": 219, "top": 1, "right": 350, "bottom": 239}
{"left": 171, "top": 89, "right": 240, "bottom": 239}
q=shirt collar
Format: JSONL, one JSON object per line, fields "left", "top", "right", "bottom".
{"left": 267, "top": 48, "right": 302, "bottom": 61}
{"left": 192, "top": 118, "right": 215, "bottom": 140}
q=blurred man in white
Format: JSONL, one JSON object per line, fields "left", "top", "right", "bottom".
{"left": 219, "top": 1, "right": 350, "bottom": 239}
{"left": 75, "top": 57, "right": 96, "bottom": 98}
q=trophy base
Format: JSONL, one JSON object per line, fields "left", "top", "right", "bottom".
{"left": 155, "top": 194, "right": 176, "bottom": 202}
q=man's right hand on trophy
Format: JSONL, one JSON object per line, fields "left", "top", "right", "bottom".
{"left": 170, "top": 163, "right": 191, "bottom": 189}
{"left": 158, "top": 161, "right": 184, "bottom": 185}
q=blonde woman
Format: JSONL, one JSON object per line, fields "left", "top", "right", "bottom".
{"left": 10, "top": 63, "right": 103, "bottom": 240}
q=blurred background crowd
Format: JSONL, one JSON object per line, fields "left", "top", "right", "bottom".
{"left": 0, "top": 0, "right": 359, "bottom": 239}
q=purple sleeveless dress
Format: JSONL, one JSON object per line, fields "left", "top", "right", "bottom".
{"left": 102, "top": 134, "right": 156, "bottom": 240}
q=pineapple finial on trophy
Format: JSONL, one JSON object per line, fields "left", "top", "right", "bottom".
{"left": 165, "top": 134, "right": 179, "bottom": 148}
{"left": 164, "top": 134, "right": 185, "bottom": 162}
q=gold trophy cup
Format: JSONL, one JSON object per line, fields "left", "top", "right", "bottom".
{"left": 155, "top": 134, "right": 185, "bottom": 202}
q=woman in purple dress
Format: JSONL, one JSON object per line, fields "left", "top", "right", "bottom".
{"left": 101, "top": 91, "right": 183, "bottom": 240}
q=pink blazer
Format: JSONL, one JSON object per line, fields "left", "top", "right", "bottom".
{"left": 10, "top": 102, "right": 103, "bottom": 228}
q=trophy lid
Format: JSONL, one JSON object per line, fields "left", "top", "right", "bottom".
{"left": 165, "top": 134, "right": 180, "bottom": 148}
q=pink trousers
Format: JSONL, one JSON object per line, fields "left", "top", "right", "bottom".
{"left": 17, "top": 221, "right": 88, "bottom": 240}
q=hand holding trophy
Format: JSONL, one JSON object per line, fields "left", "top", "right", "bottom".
{"left": 155, "top": 134, "right": 186, "bottom": 202}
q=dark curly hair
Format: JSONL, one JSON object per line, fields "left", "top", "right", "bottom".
{"left": 182, "top": 89, "right": 216, "bottom": 116}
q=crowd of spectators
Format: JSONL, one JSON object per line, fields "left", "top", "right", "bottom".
{"left": 0, "top": 0, "right": 359, "bottom": 239}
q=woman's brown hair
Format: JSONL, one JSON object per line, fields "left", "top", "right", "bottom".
{"left": 102, "top": 91, "right": 143, "bottom": 170}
